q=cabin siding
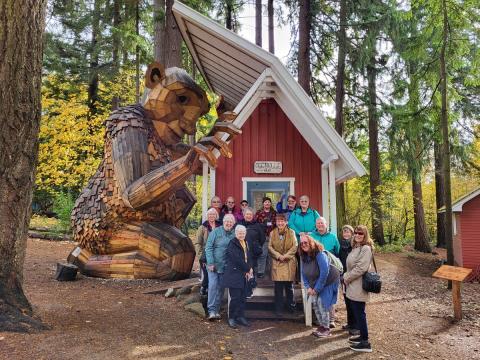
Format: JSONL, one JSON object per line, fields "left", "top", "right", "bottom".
{"left": 215, "top": 99, "right": 324, "bottom": 211}
{"left": 459, "top": 195, "right": 480, "bottom": 269}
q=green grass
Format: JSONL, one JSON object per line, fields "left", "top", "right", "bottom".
{"left": 30, "top": 214, "right": 70, "bottom": 236}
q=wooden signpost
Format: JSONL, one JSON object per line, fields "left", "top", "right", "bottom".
{"left": 432, "top": 265, "right": 472, "bottom": 320}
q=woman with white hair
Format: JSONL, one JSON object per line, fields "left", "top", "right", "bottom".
{"left": 205, "top": 214, "right": 236, "bottom": 320}
{"left": 222, "top": 225, "right": 253, "bottom": 328}
{"left": 195, "top": 207, "right": 221, "bottom": 295}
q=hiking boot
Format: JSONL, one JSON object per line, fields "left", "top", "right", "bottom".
{"left": 236, "top": 317, "right": 250, "bottom": 327}
{"left": 348, "top": 335, "right": 362, "bottom": 344}
{"left": 312, "top": 326, "right": 331, "bottom": 338}
{"left": 349, "top": 329, "right": 360, "bottom": 336}
{"left": 329, "top": 321, "right": 336, "bottom": 329}
{"left": 228, "top": 318, "right": 237, "bottom": 329}
{"left": 349, "top": 341, "right": 372, "bottom": 353}
{"left": 341, "top": 324, "right": 351, "bottom": 330}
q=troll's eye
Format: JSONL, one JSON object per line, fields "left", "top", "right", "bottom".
{"left": 178, "top": 95, "right": 188, "bottom": 105}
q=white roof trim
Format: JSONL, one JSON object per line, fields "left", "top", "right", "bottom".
{"left": 172, "top": 1, "right": 366, "bottom": 181}
{"left": 439, "top": 188, "right": 480, "bottom": 213}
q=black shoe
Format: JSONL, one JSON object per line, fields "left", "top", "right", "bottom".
{"left": 348, "top": 335, "right": 362, "bottom": 344}
{"left": 341, "top": 324, "right": 351, "bottom": 330}
{"left": 236, "top": 317, "right": 250, "bottom": 327}
{"left": 349, "top": 329, "right": 360, "bottom": 336}
{"left": 228, "top": 318, "right": 237, "bottom": 329}
{"left": 349, "top": 341, "right": 372, "bottom": 353}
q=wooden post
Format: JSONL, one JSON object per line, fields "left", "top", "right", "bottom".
{"left": 321, "top": 164, "right": 329, "bottom": 222}
{"left": 452, "top": 280, "right": 462, "bottom": 320}
{"left": 202, "top": 160, "right": 209, "bottom": 222}
{"left": 432, "top": 265, "right": 471, "bottom": 321}
{"left": 328, "top": 160, "right": 337, "bottom": 235}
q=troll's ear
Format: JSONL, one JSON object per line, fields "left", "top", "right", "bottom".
{"left": 145, "top": 62, "right": 166, "bottom": 89}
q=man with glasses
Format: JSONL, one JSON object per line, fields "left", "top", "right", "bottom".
{"left": 220, "top": 196, "right": 243, "bottom": 223}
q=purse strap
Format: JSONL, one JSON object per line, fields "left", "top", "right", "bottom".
{"left": 371, "top": 251, "right": 378, "bottom": 273}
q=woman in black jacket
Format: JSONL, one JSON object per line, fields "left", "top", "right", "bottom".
{"left": 222, "top": 225, "right": 253, "bottom": 328}
{"left": 240, "top": 207, "right": 266, "bottom": 276}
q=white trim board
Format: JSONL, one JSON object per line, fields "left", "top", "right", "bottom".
{"left": 242, "top": 177, "right": 295, "bottom": 202}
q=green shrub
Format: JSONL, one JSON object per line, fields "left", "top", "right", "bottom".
{"left": 53, "top": 192, "right": 75, "bottom": 231}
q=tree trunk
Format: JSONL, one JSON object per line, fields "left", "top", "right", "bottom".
{"left": 112, "top": 0, "right": 122, "bottom": 70}
{"left": 135, "top": 0, "right": 140, "bottom": 103}
{"left": 412, "top": 169, "right": 431, "bottom": 252}
{"left": 225, "top": 1, "right": 233, "bottom": 30}
{"left": 434, "top": 141, "right": 446, "bottom": 248}
{"left": 298, "top": 0, "right": 311, "bottom": 95}
{"left": 112, "top": 0, "right": 122, "bottom": 110}
{"left": 334, "top": 0, "right": 347, "bottom": 234}
{"left": 88, "top": 0, "right": 101, "bottom": 117}
{"left": 164, "top": 0, "right": 182, "bottom": 68}
{"left": 440, "top": 0, "right": 453, "bottom": 268}
{"left": 268, "top": 0, "right": 274, "bottom": 53}
{"left": 0, "top": 0, "right": 47, "bottom": 332}
{"left": 154, "top": 0, "right": 166, "bottom": 64}
{"left": 367, "top": 55, "right": 385, "bottom": 246}
{"left": 255, "top": 0, "right": 262, "bottom": 47}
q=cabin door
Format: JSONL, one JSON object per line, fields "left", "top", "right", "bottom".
{"left": 243, "top": 178, "right": 295, "bottom": 211}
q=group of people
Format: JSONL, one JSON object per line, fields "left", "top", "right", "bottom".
{"left": 193, "top": 194, "right": 375, "bottom": 353}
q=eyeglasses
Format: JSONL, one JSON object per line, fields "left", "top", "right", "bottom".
{"left": 227, "top": 201, "right": 234, "bottom": 204}
{"left": 354, "top": 231, "right": 364, "bottom": 236}
{"left": 300, "top": 241, "right": 309, "bottom": 245}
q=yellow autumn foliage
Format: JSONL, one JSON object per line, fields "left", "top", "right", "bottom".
{"left": 37, "top": 69, "right": 140, "bottom": 194}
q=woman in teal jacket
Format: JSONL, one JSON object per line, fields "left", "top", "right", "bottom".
{"left": 288, "top": 195, "right": 320, "bottom": 240}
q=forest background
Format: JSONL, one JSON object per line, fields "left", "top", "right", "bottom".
{"left": 37, "top": 0, "right": 479, "bottom": 253}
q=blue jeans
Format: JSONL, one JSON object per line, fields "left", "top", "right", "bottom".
{"left": 257, "top": 236, "right": 269, "bottom": 275}
{"left": 350, "top": 299, "right": 368, "bottom": 341}
{"left": 312, "top": 294, "right": 330, "bottom": 328}
{"left": 207, "top": 271, "right": 224, "bottom": 314}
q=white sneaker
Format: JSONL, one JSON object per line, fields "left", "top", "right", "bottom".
{"left": 208, "top": 312, "right": 216, "bottom": 321}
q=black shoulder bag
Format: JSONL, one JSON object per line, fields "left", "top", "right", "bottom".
{"left": 362, "top": 251, "right": 381, "bottom": 293}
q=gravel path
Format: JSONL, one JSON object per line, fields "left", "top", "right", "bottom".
{"left": 0, "top": 239, "right": 479, "bottom": 359}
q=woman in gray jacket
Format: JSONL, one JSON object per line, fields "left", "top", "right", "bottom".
{"left": 343, "top": 225, "right": 373, "bottom": 353}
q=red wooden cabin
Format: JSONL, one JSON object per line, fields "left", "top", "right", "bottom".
{"left": 446, "top": 188, "right": 480, "bottom": 270}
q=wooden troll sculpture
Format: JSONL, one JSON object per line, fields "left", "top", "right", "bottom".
{"left": 67, "top": 63, "right": 239, "bottom": 279}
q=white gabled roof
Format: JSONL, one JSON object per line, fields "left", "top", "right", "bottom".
{"left": 172, "top": 1, "right": 366, "bottom": 182}
{"left": 439, "top": 187, "right": 480, "bottom": 213}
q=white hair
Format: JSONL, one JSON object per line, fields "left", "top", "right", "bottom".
{"left": 206, "top": 207, "right": 219, "bottom": 219}
{"left": 223, "top": 213, "right": 236, "bottom": 224}
{"left": 235, "top": 225, "right": 247, "bottom": 235}
{"left": 242, "top": 206, "right": 254, "bottom": 216}
{"left": 317, "top": 216, "right": 327, "bottom": 224}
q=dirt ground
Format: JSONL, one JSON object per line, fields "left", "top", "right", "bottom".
{"left": 1, "top": 239, "right": 479, "bottom": 360}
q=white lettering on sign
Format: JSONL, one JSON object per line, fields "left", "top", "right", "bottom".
{"left": 254, "top": 161, "right": 283, "bottom": 174}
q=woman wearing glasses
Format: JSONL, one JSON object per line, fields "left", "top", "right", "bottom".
{"left": 343, "top": 225, "right": 374, "bottom": 353}
{"left": 299, "top": 234, "right": 340, "bottom": 338}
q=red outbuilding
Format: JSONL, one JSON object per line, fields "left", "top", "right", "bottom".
{"left": 446, "top": 188, "right": 480, "bottom": 270}
{"left": 173, "top": 3, "right": 366, "bottom": 234}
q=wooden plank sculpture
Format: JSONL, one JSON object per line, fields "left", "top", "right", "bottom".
{"left": 67, "top": 62, "right": 240, "bottom": 280}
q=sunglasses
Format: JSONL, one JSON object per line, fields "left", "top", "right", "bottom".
{"left": 354, "top": 231, "right": 364, "bottom": 235}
